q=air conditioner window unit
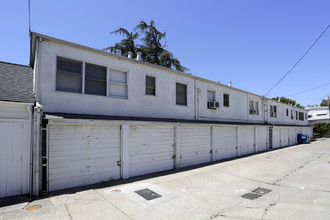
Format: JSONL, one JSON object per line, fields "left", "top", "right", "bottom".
{"left": 208, "top": 101, "right": 219, "bottom": 109}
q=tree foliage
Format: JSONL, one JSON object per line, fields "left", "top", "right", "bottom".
{"left": 320, "top": 99, "right": 329, "bottom": 106}
{"left": 271, "top": 96, "right": 305, "bottom": 109}
{"left": 104, "top": 28, "right": 139, "bottom": 58}
{"left": 105, "top": 20, "right": 188, "bottom": 72}
{"left": 313, "top": 122, "right": 330, "bottom": 138}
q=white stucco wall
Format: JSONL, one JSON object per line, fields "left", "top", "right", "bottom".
{"left": 35, "top": 38, "right": 308, "bottom": 126}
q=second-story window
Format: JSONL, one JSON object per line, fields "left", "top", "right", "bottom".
{"left": 176, "top": 83, "right": 187, "bottom": 105}
{"left": 109, "top": 69, "right": 128, "bottom": 98}
{"left": 291, "top": 110, "right": 294, "bottom": 120}
{"left": 223, "top": 93, "right": 229, "bottom": 107}
{"left": 249, "top": 101, "right": 259, "bottom": 115}
{"left": 286, "top": 109, "right": 289, "bottom": 116}
{"left": 56, "top": 57, "right": 82, "bottom": 93}
{"left": 296, "top": 111, "right": 298, "bottom": 120}
{"left": 85, "top": 63, "right": 106, "bottom": 96}
{"left": 146, "top": 76, "right": 156, "bottom": 95}
{"left": 270, "top": 105, "right": 277, "bottom": 117}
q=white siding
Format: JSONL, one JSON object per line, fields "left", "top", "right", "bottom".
{"left": 48, "top": 124, "right": 121, "bottom": 192}
{"left": 239, "top": 127, "right": 255, "bottom": 155}
{"left": 0, "top": 121, "right": 30, "bottom": 198}
{"left": 256, "top": 127, "right": 267, "bottom": 152}
{"left": 129, "top": 125, "right": 174, "bottom": 177}
{"left": 290, "top": 127, "right": 297, "bottom": 145}
{"left": 213, "top": 126, "right": 237, "bottom": 160}
{"left": 281, "top": 128, "right": 289, "bottom": 147}
{"left": 180, "top": 126, "right": 211, "bottom": 167}
{"left": 273, "top": 127, "right": 281, "bottom": 149}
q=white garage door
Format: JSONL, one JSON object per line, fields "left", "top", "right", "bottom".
{"left": 239, "top": 127, "right": 255, "bottom": 156}
{"left": 129, "top": 125, "right": 174, "bottom": 177}
{"left": 48, "top": 124, "right": 121, "bottom": 192}
{"left": 256, "top": 127, "right": 267, "bottom": 152}
{"left": 180, "top": 126, "right": 211, "bottom": 167}
{"left": 0, "top": 121, "right": 30, "bottom": 198}
{"left": 273, "top": 127, "right": 280, "bottom": 149}
{"left": 281, "top": 128, "right": 289, "bottom": 147}
{"left": 290, "top": 127, "right": 297, "bottom": 145}
{"left": 213, "top": 126, "right": 237, "bottom": 160}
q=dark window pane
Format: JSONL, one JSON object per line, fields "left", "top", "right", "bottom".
{"left": 85, "top": 79, "right": 106, "bottom": 96}
{"left": 176, "top": 83, "right": 187, "bottom": 105}
{"left": 223, "top": 94, "right": 229, "bottom": 107}
{"left": 86, "top": 63, "right": 106, "bottom": 80}
{"left": 57, "top": 57, "right": 82, "bottom": 75}
{"left": 56, "top": 57, "right": 82, "bottom": 93}
{"left": 146, "top": 76, "right": 156, "bottom": 95}
{"left": 85, "top": 63, "right": 106, "bottom": 96}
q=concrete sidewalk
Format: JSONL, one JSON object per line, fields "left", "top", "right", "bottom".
{"left": 1, "top": 139, "right": 330, "bottom": 220}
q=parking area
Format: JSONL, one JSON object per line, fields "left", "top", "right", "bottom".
{"left": 1, "top": 139, "right": 330, "bottom": 220}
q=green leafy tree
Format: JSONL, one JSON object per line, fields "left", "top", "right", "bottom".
{"left": 320, "top": 99, "right": 329, "bottom": 106}
{"left": 313, "top": 122, "right": 330, "bottom": 138}
{"left": 107, "top": 20, "right": 188, "bottom": 72}
{"left": 104, "top": 28, "right": 139, "bottom": 58}
{"left": 271, "top": 96, "right": 304, "bottom": 109}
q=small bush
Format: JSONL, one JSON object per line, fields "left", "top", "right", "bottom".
{"left": 313, "top": 122, "right": 330, "bottom": 138}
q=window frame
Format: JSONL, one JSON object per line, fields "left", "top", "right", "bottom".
{"left": 270, "top": 105, "right": 277, "bottom": 118}
{"left": 108, "top": 68, "right": 128, "bottom": 99}
{"left": 249, "top": 100, "right": 259, "bottom": 115}
{"left": 145, "top": 75, "right": 156, "bottom": 96}
{"left": 56, "top": 56, "right": 83, "bottom": 94}
{"left": 223, "top": 93, "right": 230, "bottom": 107}
{"left": 176, "top": 83, "right": 187, "bottom": 106}
{"left": 84, "top": 62, "right": 107, "bottom": 96}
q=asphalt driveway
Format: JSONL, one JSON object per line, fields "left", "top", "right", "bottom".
{"left": 1, "top": 139, "right": 330, "bottom": 220}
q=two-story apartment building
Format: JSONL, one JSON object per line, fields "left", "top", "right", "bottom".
{"left": 26, "top": 32, "right": 311, "bottom": 195}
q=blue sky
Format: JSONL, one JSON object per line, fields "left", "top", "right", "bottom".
{"left": 1, "top": 0, "right": 329, "bottom": 107}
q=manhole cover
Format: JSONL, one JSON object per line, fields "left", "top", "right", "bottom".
{"left": 111, "top": 189, "right": 121, "bottom": 193}
{"left": 242, "top": 193, "right": 262, "bottom": 200}
{"left": 135, "top": 188, "right": 162, "bottom": 201}
{"left": 27, "top": 205, "right": 42, "bottom": 210}
{"left": 252, "top": 187, "right": 272, "bottom": 195}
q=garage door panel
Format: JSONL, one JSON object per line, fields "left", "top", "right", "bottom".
{"left": 256, "top": 127, "right": 267, "bottom": 152}
{"left": 240, "top": 127, "right": 255, "bottom": 155}
{"left": 281, "top": 128, "right": 289, "bottom": 147}
{"left": 213, "top": 126, "right": 237, "bottom": 160}
{"left": 129, "top": 125, "right": 174, "bottom": 177}
{"left": 48, "top": 124, "right": 121, "bottom": 192}
{"left": 273, "top": 127, "right": 280, "bottom": 148}
{"left": 0, "top": 121, "right": 30, "bottom": 198}
{"left": 180, "top": 126, "right": 211, "bottom": 167}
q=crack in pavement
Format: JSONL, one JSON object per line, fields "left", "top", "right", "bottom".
{"left": 64, "top": 203, "right": 72, "bottom": 220}
{"left": 272, "top": 153, "right": 326, "bottom": 185}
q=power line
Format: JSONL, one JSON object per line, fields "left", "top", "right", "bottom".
{"left": 265, "top": 24, "right": 330, "bottom": 97}
{"left": 285, "top": 82, "right": 330, "bottom": 97}
{"left": 308, "top": 94, "right": 329, "bottom": 105}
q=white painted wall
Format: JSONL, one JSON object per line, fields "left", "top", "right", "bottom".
{"left": 35, "top": 39, "right": 308, "bottom": 126}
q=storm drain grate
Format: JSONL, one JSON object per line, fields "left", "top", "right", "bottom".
{"left": 135, "top": 188, "right": 162, "bottom": 201}
{"left": 252, "top": 187, "right": 272, "bottom": 195}
{"left": 242, "top": 187, "right": 272, "bottom": 200}
{"left": 242, "top": 193, "right": 263, "bottom": 200}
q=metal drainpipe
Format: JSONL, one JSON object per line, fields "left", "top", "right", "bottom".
{"left": 27, "top": 105, "right": 34, "bottom": 197}
{"left": 35, "top": 103, "right": 42, "bottom": 196}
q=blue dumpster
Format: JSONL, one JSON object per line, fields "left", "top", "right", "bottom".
{"left": 297, "top": 134, "right": 308, "bottom": 144}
